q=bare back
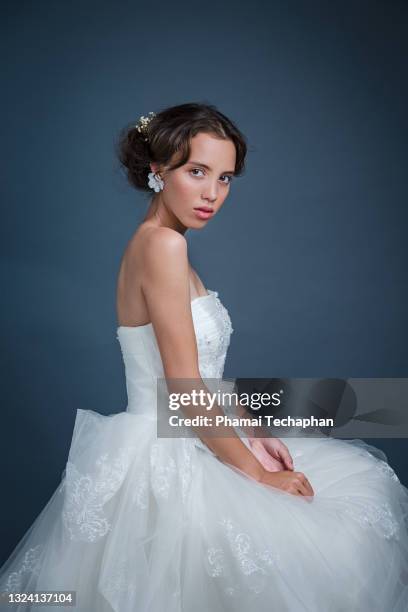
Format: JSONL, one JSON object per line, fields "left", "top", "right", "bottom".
{"left": 116, "top": 222, "right": 208, "bottom": 327}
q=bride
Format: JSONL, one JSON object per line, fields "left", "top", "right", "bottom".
{"left": 1, "top": 102, "right": 407, "bottom": 611}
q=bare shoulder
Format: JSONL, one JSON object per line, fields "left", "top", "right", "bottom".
{"left": 123, "top": 225, "right": 186, "bottom": 266}
{"left": 144, "top": 226, "right": 187, "bottom": 254}
{"left": 141, "top": 226, "right": 188, "bottom": 271}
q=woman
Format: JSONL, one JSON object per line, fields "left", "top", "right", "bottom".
{"left": 0, "top": 102, "right": 407, "bottom": 611}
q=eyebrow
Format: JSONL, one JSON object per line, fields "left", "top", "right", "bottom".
{"left": 187, "top": 160, "right": 235, "bottom": 174}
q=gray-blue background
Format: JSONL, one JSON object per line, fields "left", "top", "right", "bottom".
{"left": 1, "top": 0, "right": 407, "bottom": 562}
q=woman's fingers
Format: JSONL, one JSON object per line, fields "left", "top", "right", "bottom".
{"left": 295, "top": 472, "right": 314, "bottom": 499}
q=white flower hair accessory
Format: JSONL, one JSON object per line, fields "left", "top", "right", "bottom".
{"left": 134, "top": 111, "right": 156, "bottom": 142}
{"left": 148, "top": 171, "right": 164, "bottom": 192}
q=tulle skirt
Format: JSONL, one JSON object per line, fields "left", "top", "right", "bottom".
{"left": 1, "top": 407, "right": 408, "bottom": 611}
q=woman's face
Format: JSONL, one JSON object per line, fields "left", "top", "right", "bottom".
{"left": 150, "top": 132, "right": 236, "bottom": 230}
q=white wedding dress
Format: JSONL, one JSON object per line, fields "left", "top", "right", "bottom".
{"left": 1, "top": 288, "right": 408, "bottom": 611}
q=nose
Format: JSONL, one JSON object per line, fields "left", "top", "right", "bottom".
{"left": 201, "top": 192, "right": 217, "bottom": 205}
{"left": 201, "top": 180, "right": 218, "bottom": 203}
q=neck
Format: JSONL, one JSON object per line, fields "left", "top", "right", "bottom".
{"left": 143, "top": 194, "right": 187, "bottom": 235}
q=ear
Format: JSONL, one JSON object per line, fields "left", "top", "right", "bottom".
{"left": 149, "top": 163, "right": 161, "bottom": 175}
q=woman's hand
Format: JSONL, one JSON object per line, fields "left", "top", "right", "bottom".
{"left": 248, "top": 437, "right": 314, "bottom": 501}
{"left": 248, "top": 436, "right": 294, "bottom": 472}
{"left": 260, "top": 469, "right": 314, "bottom": 501}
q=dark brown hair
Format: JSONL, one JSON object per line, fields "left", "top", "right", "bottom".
{"left": 116, "top": 102, "right": 248, "bottom": 195}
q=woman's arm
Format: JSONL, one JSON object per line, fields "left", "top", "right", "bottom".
{"left": 140, "top": 227, "right": 313, "bottom": 498}
{"left": 139, "top": 227, "right": 265, "bottom": 480}
{"left": 233, "top": 399, "right": 294, "bottom": 471}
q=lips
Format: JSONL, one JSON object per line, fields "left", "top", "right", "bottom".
{"left": 193, "top": 207, "right": 214, "bottom": 220}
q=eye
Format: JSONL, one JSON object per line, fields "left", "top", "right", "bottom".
{"left": 190, "top": 168, "right": 205, "bottom": 177}
{"left": 190, "top": 168, "right": 233, "bottom": 185}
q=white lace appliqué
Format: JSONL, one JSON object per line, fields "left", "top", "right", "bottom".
{"left": 205, "top": 516, "right": 282, "bottom": 597}
{"left": 341, "top": 497, "right": 400, "bottom": 540}
{"left": 196, "top": 291, "right": 233, "bottom": 379}
{"left": 62, "top": 445, "right": 135, "bottom": 542}
{"left": 179, "top": 438, "right": 196, "bottom": 503}
{"left": 101, "top": 554, "right": 137, "bottom": 604}
{"left": 2, "top": 544, "right": 43, "bottom": 593}
{"left": 131, "top": 440, "right": 195, "bottom": 509}
{"left": 150, "top": 443, "right": 177, "bottom": 500}
{"left": 132, "top": 466, "right": 150, "bottom": 510}
{"left": 375, "top": 459, "right": 400, "bottom": 483}
{"left": 213, "top": 293, "right": 234, "bottom": 359}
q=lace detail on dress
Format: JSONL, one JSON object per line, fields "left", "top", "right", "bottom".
{"left": 131, "top": 440, "right": 195, "bottom": 508}
{"left": 205, "top": 516, "right": 282, "bottom": 596}
{"left": 2, "top": 544, "right": 43, "bottom": 593}
{"left": 213, "top": 292, "right": 233, "bottom": 357}
{"left": 196, "top": 291, "right": 234, "bottom": 379}
{"left": 375, "top": 460, "right": 400, "bottom": 483}
{"left": 102, "top": 553, "right": 137, "bottom": 604}
{"left": 62, "top": 445, "right": 135, "bottom": 542}
{"left": 341, "top": 497, "right": 400, "bottom": 540}
{"left": 150, "top": 443, "right": 177, "bottom": 500}
{"left": 179, "top": 439, "right": 196, "bottom": 503}
{"left": 132, "top": 467, "right": 150, "bottom": 510}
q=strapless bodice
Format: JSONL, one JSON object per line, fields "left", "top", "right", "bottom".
{"left": 116, "top": 290, "right": 233, "bottom": 415}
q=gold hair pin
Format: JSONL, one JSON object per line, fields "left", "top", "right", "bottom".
{"left": 135, "top": 111, "right": 156, "bottom": 142}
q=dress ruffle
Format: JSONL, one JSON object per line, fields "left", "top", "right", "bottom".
{"left": 1, "top": 407, "right": 408, "bottom": 611}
